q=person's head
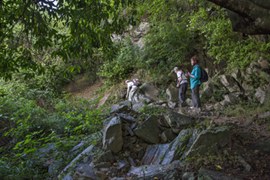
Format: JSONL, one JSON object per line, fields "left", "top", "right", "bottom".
{"left": 133, "top": 78, "right": 139, "bottom": 83}
{"left": 191, "top": 55, "right": 199, "bottom": 66}
{"left": 172, "top": 67, "right": 178, "bottom": 73}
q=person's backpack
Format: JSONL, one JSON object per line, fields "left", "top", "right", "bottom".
{"left": 200, "top": 67, "right": 208, "bottom": 83}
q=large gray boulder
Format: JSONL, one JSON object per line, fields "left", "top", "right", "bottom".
{"left": 103, "top": 117, "right": 123, "bottom": 153}
{"left": 139, "top": 83, "right": 160, "bottom": 101}
{"left": 184, "top": 126, "right": 231, "bottom": 158}
{"left": 134, "top": 116, "right": 160, "bottom": 144}
{"left": 164, "top": 111, "right": 195, "bottom": 130}
{"left": 142, "top": 129, "right": 193, "bottom": 165}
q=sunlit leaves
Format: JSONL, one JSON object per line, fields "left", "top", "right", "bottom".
{"left": 0, "top": 0, "right": 135, "bottom": 79}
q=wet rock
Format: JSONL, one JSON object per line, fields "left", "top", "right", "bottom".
{"left": 198, "top": 168, "right": 240, "bottom": 180}
{"left": 185, "top": 126, "right": 231, "bottom": 158}
{"left": 142, "top": 129, "right": 192, "bottom": 165}
{"left": 111, "top": 101, "right": 132, "bottom": 114}
{"left": 164, "top": 111, "right": 195, "bottom": 129}
{"left": 134, "top": 116, "right": 160, "bottom": 144}
{"left": 255, "top": 87, "right": 266, "bottom": 104}
{"left": 103, "top": 117, "right": 123, "bottom": 153}
{"left": 166, "top": 84, "right": 179, "bottom": 102}
{"left": 128, "top": 160, "right": 183, "bottom": 179}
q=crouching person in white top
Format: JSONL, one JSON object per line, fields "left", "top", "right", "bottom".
{"left": 125, "top": 79, "right": 140, "bottom": 101}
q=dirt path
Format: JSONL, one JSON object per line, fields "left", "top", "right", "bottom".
{"left": 69, "top": 81, "right": 104, "bottom": 100}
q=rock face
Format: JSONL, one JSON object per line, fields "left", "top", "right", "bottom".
{"left": 201, "top": 59, "right": 270, "bottom": 109}
{"left": 139, "top": 83, "right": 160, "bottom": 101}
{"left": 142, "top": 129, "right": 193, "bottom": 165}
{"left": 166, "top": 84, "right": 179, "bottom": 103}
{"left": 134, "top": 116, "right": 160, "bottom": 144}
{"left": 220, "top": 75, "right": 242, "bottom": 93}
{"left": 164, "top": 111, "right": 195, "bottom": 130}
{"left": 184, "top": 126, "right": 231, "bottom": 158}
{"left": 58, "top": 101, "right": 240, "bottom": 180}
{"left": 103, "top": 117, "right": 123, "bottom": 153}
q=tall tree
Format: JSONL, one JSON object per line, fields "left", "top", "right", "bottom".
{"left": 0, "top": 0, "right": 134, "bottom": 79}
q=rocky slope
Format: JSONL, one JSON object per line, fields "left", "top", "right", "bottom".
{"left": 53, "top": 59, "right": 270, "bottom": 179}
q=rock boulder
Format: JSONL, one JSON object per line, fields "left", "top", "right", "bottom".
{"left": 103, "top": 117, "right": 123, "bottom": 153}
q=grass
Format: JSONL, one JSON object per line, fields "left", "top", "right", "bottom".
{"left": 223, "top": 98, "right": 270, "bottom": 118}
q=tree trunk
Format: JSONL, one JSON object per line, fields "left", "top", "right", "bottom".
{"left": 207, "top": 0, "right": 270, "bottom": 34}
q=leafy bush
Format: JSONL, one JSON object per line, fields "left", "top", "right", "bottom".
{"left": 0, "top": 80, "right": 103, "bottom": 179}
{"left": 187, "top": 7, "right": 270, "bottom": 69}
{"left": 140, "top": 21, "right": 195, "bottom": 83}
{"left": 99, "top": 39, "right": 141, "bottom": 83}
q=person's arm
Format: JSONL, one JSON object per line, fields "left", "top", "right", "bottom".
{"left": 188, "top": 67, "right": 201, "bottom": 79}
{"left": 126, "top": 85, "right": 131, "bottom": 98}
{"left": 193, "top": 66, "right": 201, "bottom": 80}
{"left": 176, "top": 71, "right": 182, "bottom": 87}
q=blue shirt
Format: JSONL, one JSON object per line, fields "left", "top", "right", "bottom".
{"left": 190, "top": 64, "right": 201, "bottom": 89}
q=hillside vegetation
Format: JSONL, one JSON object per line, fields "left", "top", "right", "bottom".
{"left": 0, "top": 0, "right": 270, "bottom": 179}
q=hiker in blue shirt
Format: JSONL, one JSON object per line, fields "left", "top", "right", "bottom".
{"left": 187, "top": 55, "right": 201, "bottom": 108}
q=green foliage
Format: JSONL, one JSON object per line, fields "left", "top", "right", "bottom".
{"left": 0, "top": 0, "right": 135, "bottom": 80}
{"left": 139, "top": 106, "right": 166, "bottom": 117}
{"left": 187, "top": 6, "right": 270, "bottom": 69}
{"left": 0, "top": 80, "right": 103, "bottom": 178}
{"left": 141, "top": 21, "right": 195, "bottom": 83}
{"left": 223, "top": 98, "right": 270, "bottom": 118}
{"left": 99, "top": 39, "right": 141, "bottom": 83}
